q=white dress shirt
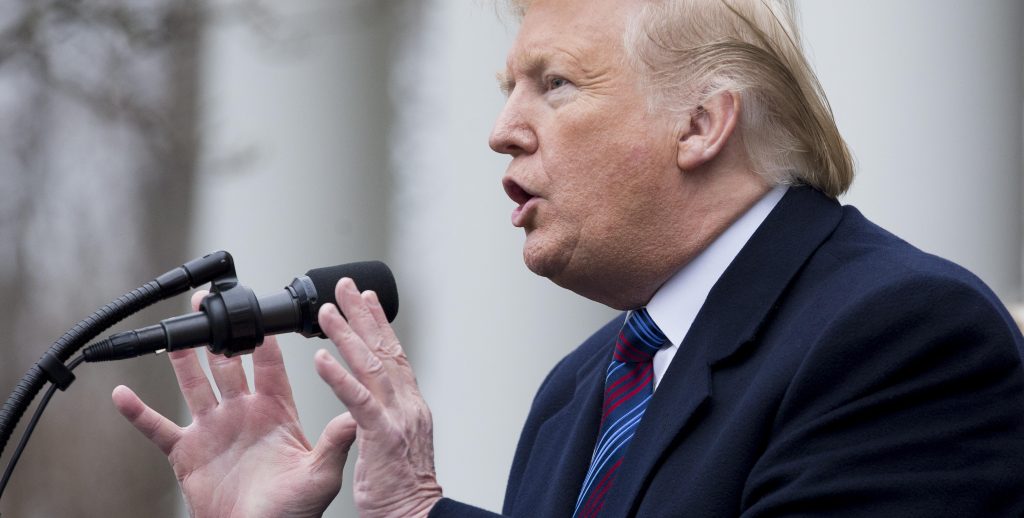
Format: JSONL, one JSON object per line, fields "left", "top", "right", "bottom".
{"left": 646, "top": 185, "right": 788, "bottom": 391}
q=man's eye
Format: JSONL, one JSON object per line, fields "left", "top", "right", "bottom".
{"left": 546, "top": 76, "right": 571, "bottom": 91}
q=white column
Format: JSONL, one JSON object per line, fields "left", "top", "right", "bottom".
{"left": 192, "top": 2, "right": 393, "bottom": 516}
{"left": 799, "top": 0, "right": 1023, "bottom": 304}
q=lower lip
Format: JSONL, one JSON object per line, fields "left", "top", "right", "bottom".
{"left": 511, "top": 197, "right": 540, "bottom": 227}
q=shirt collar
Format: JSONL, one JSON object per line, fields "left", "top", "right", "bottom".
{"left": 645, "top": 185, "right": 788, "bottom": 347}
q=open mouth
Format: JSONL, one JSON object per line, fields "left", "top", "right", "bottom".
{"left": 503, "top": 178, "right": 539, "bottom": 227}
{"left": 503, "top": 178, "right": 535, "bottom": 206}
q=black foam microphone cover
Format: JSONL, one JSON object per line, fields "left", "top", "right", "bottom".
{"left": 305, "top": 261, "right": 399, "bottom": 322}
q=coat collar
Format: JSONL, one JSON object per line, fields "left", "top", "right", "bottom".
{"left": 600, "top": 186, "right": 844, "bottom": 516}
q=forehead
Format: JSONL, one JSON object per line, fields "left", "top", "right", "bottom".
{"left": 505, "top": 0, "right": 636, "bottom": 72}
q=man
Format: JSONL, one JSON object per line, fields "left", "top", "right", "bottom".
{"left": 111, "top": 0, "right": 1024, "bottom": 516}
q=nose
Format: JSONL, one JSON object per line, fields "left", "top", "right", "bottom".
{"left": 489, "top": 95, "right": 537, "bottom": 157}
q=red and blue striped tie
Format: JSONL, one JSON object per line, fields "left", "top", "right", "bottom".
{"left": 573, "top": 308, "right": 668, "bottom": 518}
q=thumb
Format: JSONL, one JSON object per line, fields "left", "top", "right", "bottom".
{"left": 111, "top": 385, "right": 181, "bottom": 455}
{"left": 312, "top": 412, "right": 358, "bottom": 474}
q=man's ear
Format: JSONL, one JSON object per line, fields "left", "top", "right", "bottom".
{"left": 676, "top": 90, "right": 741, "bottom": 171}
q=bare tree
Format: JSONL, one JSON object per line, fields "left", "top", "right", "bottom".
{"left": 0, "top": 1, "right": 202, "bottom": 515}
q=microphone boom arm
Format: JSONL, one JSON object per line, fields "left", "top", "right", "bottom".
{"left": 0, "top": 251, "right": 239, "bottom": 502}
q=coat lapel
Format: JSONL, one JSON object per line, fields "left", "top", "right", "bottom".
{"left": 512, "top": 321, "right": 619, "bottom": 517}
{"left": 600, "top": 186, "right": 844, "bottom": 516}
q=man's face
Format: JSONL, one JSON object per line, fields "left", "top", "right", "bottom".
{"left": 490, "top": 0, "right": 682, "bottom": 295}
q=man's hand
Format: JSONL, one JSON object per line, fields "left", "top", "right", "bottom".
{"left": 112, "top": 292, "right": 357, "bottom": 518}
{"left": 314, "top": 277, "right": 444, "bottom": 518}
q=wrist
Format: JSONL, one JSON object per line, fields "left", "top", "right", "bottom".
{"left": 359, "top": 485, "right": 443, "bottom": 518}
{"left": 409, "top": 493, "right": 443, "bottom": 518}
{"left": 395, "top": 486, "right": 443, "bottom": 518}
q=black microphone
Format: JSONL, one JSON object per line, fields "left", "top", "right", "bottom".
{"left": 83, "top": 261, "right": 399, "bottom": 362}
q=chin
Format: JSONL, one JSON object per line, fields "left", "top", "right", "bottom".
{"left": 522, "top": 245, "right": 564, "bottom": 280}
{"left": 520, "top": 230, "right": 573, "bottom": 280}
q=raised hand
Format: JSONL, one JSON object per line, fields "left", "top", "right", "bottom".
{"left": 112, "top": 291, "right": 357, "bottom": 518}
{"left": 314, "top": 278, "right": 444, "bottom": 517}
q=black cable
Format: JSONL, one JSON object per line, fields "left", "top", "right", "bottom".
{"left": 0, "top": 250, "right": 235, "bottom": 458}
{"left": 0, "top": 282, "right": 164, "bottom": 459}
{"left": 0, "top": 355, "right": 85, "bottom": 501}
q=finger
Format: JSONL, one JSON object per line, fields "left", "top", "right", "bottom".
{"left": 252, "top": 335, "right": 294, "bottom": 400}
{"left": 190, "top": 290, "right": 209, "bottom": 312}
{"left": 191, "top": 289, "right": 252, "bottom": 399}
{"left": 169, "top": 348, "right": 218, "bottom": 415}
{"left": 363, "top": 290, "right": 408, "bottom": 361}
{"left": 314, "top": 349, "right": 388, "bottom": 432}
{"left": 319, "top": 302, "right": 396, "bottom": 407}
{"left": 311, "top": 412, "right": 358, "bottom": 475}
{"left": 165, "top": 290, "right": 219, "bottom": 414}
{"left": 336, "top": 277, "right": 383, "bottom": 351}
{"left": 112, "top": 385, "right": 182, "bottom": 455}
{"left": 206, "top": 348, "right": 251, "bottom": 399}
{"left": 363, "top": 290, "right": 418, "bottom": 388}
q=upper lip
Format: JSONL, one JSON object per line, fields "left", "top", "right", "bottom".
{"left": 502, "top": 177, "right": 537, "bottom": 206}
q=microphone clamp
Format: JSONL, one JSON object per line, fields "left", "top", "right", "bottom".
{"left": 201, "top": 271, "right": 264, "bottom": 357}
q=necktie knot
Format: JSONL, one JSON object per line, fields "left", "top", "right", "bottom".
{"left": 613, "top": 308, "right": 668, "bottom": 363}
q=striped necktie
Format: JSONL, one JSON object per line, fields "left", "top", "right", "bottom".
{"left": 573, "top": 308, "right": 668, "bottom": 518}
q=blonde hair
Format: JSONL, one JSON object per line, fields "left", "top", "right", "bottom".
{"left": 507, "top": 0, "right": 854, "bottom": 197}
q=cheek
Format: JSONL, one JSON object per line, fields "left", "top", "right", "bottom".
{"left": 584, "top": 142, "right": 667, "bottom": 209}
{"left": 547, "top": 132, "right": 642, "bottom": 192}
{"left": 542, "top": 108, "right": 675, "bottom": 221}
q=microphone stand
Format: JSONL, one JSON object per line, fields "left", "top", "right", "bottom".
{"left": 0, "top": 250, "right": 240, "bottom": 503}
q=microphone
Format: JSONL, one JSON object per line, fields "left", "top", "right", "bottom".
{"left": 83, "top": 261, "right": 399, "bottom": 362}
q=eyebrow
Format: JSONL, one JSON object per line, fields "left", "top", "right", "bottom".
{"left": 496, "top": 50, "right": 553, "bottom": 97}
{"left": 496, "top": 71, "right": 514, "bottom": 97}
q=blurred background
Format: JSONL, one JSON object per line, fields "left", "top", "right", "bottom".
{"left": 0, "top": 0, "right": 1020, "bottom": 516}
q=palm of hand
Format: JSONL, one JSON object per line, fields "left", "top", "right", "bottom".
{"left": 114, "top": 341, "right": 356, "bottom": 518}
{"left": 112, "top": 291, "right": 357, "bottom": 518}
{"left": 168, "top": 393, "right": 341, "bottom": 518}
